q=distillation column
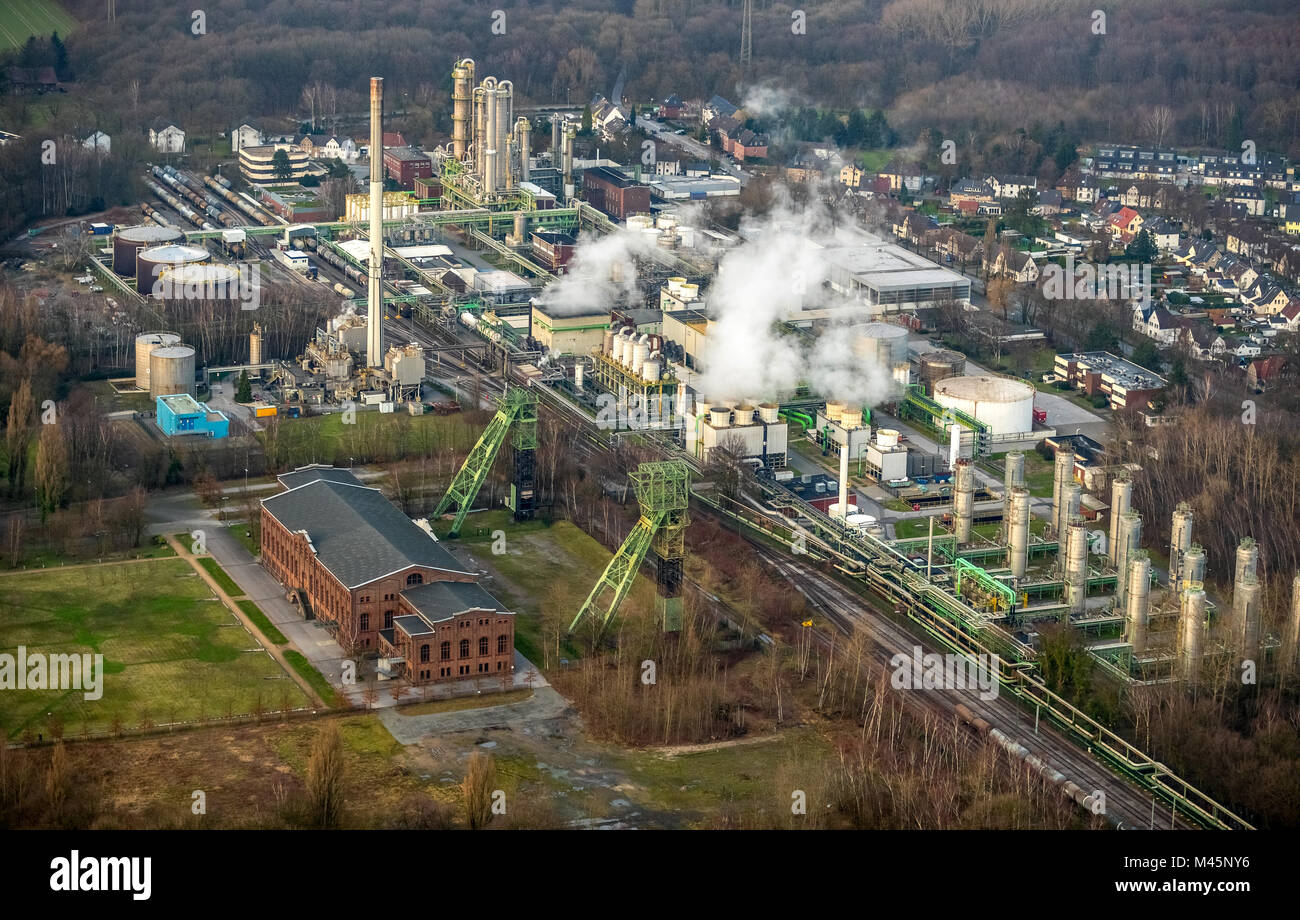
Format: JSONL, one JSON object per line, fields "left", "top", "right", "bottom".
{"left": 496, "top": 82, "right": 512, "bottom": 188}
{"left": 1169, "top": 502, "right": 1194, "bottom": 596}
{"left": 1126, "top": 551, "right": 1151, "bottom": 656}
{"left": 1058, "top": 481, "right": 1081, "bottom": 562}
{"left": 1008, "top": 487, "right": 1030, "bottom": 579}
{"left": 1002, "top": 450, "right": 1024, "bottom": 541}
{"left": 451, "top": 58, "right": 474, "bottom": 161}
{"left": 953, "top": 458, "right": 974, "bottom": 544}
{"left": 1052, "top": 446, "right": 1074, "bottom": 533}
{"left": 1065, "top": 518, "right": 1089, "bottom": 616}
{"left": 1181, "top": 584, "right": 1206, "bottom": 684}
{"left": 1114, "top": 510, "right": 1142, "bottom": 611}
{"left": 1108, "top": 472, "right": 1132, "bottom": 565}
{"left": 1233, "top": 572, "right": 1262, "bottom": 663}
{"left": 517, "top": 117, "right": 531, "bottom": 182}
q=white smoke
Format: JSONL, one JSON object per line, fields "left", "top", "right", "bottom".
{"left": 536, "top": 224, "right": 664, "bottom": 316}
{"left": 738, "top": 83, "right": 807, "bottom": 120}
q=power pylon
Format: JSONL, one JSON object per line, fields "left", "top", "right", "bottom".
{"left": 740, "top": 0, "right": 753, "bottom": 67}
{"left": 570, "top": 460, "right": 690, "bottom": 635}
{"left": 434, "top": 386, "right": 537, "bottom": 536}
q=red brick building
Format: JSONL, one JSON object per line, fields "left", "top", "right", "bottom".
{"left": 582, "top": 166, "right": 651, "bottom": 220}
{"left": 259, "top": 466, "right": 516, "bottom": 684}
{"left": 382, "top": 146, "right": 432, "bottom": 190}
{"left": 531, "top": 228, "right": 576, "bottom": 271}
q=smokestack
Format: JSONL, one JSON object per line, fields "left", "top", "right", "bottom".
{"left": 1008, "top": 487, "right": 1030, "bottom": 579}
{"left": 367, "top": 76, "right": 384, "bottom": 369}
{"left": 1126, "top": 551, "right": 1150, "bottom": 656}
{"left": 1181, "top": 585, "right": 1206, "bottom": 684}
{"left": 1169, "top": 502, "right": 1193, "bottom": 594}
{"left": 1066, "top": 518, "right": 1088, "bottom": 615}
{"left": 1115, "top": 510, "right": 1142, "bottom": 610}
{"left": 948, "top": 422, "right": 960, "bottom": 470}
{"left": 1108, "top": 472, "right": 1131, "bottom": 564}
{"left": 837, "top": 444, "right": 848, "bottom": 520}
{"left": 953, "top": 458, "right": 974, "bottom": 544}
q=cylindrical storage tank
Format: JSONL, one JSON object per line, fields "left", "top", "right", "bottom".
{"left": 136, "top": 244, "right": 210, "bottom": 294}
{"left": 709, "top": 407, "right": 730, "bottom": 428}
{"left": 734, "top": 404, "right": 756, "bottom": 425}
{"left": 1126, "top": 552, "right": 1151, "bottom": 655}
{"left": 154, "top": 262, "right": 240, "bottom": 301}
{"left": 249, "top": 327, "right": 263, "bottom": 365}
{"left": 631, "top": 342, "right": 648, "bottom": 376}
{"left": 627, "top": 214, "right": 654, "bottom": 231}
{"left": 824, "top": 401, "right": 844, "bottom": 423}
{"left": 758, "top": 403, "right": 780, "bottom": 424}
{"left": 574, "top": 362, "right": 584, "bottom": 390}
{"left": 1115, "top": 511, "right": 1143, "bottom": 610}
{"left": 953, "top": 459, "right": 975, "bottom": 544}
{"left": 1169, "top": 502, "right": 1194, "bottom": 594}
{"left": 919, "top": 349, "right": 966, "bottom": 395}
{"left": 933, "top": 376, "right": 1035, "bottom": 436}
{"left": 149, "top": 345, "right": 196, "bottom": 399}
{"left": 513, "top": 212, "right": 526, "bottom": 240}
{"left": 839, "top": 408, "right": 863, "bottom": 431}
{"left": 851, "top": 322, "right": 910, "bottom": 370}
{"left": 876, "top": 428, "right": 900, "bottom": 448}
{"left": 114, "top": 225, "right": 183, "bottom": 276}
{"left": 678, "top": 226, "right": 696, "bottom": 249}
{"left": 1181, "top": 586, "right": 1206, "bottom": 684}
{"left": 1108, "top": 472, "right": 1132, "bottom": 564}
{"left": 1009, "top": 487, "right": 1031, "bottom": 579}
{"left": 1066, "top": 519, "right": 1089, "bottom": 615}
{"left": 642, "top": 359, "right": 661, "bottom": 382}
{"left": 134, "top": 332, "right": 182, "bottom": 389}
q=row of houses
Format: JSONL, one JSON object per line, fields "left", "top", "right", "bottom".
{"left": 1088, "top": 143, "right": 1291, "bottom": 190}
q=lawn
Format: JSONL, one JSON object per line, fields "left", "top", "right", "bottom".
{"left": 1019, "top": 451, "right": 1057, "bottom": 498}
{"left": 0, "top": 558, "right": 310, "bottom": 738}
{"left": 0, "top": 0, "right": 76, "bottom": 50}
{"left": 197, "top": 556, "right": 243, "bottom": 598}
{"left": 283, "top": 650, "right": 341, "bottom": 707}
{"left": 237, "top": 599, "right": 286, "bottom": 645}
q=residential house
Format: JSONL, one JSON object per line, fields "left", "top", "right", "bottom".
{"left": 5, "top": 66, "right": 57, "bottom": 93}
{"left": 987, "top": 174, "right": 1037, "bottom": 200}
{"left": 148, "top": 121, "right": 185, "bottom": 153}
{"left": 1246, "top": 355, "right": 1288, "bottom": 390}
{"left": 1031, "top": 189, "right": 1063, "bottom": 215}
{"left": 659, "top": 95, "right": 684, "bottom": 119}
{"left": 82, "top": 130, "right": 110, "bottom": 154}
{"left": 1225, "top": 186, "right": 1266, "bottom": 217}
{"left": 1106, "top": 206, "right": 1144, "bottom": 244}
{"left": 702, "top": 95, "right": 738, "bottom": 126}
{"left": 949, "top": 178, "right": 995, "bottom": 206}
{"left": 231, "top": 122, "right": 264, "bottom": 153}
{"left": 1269, "top": 299, "right": 1300, "bottom": 331}
{"left": 730, "top": 128, "right": 768, "bottom": 160}
{"left": 1133, "top": 302, "right": 1181, "bottom": 346}
{"left": 1246, "top": 281, "right": 1291, "bottom": 316}
{"left": 1143, "top": 216, "right": 1180, "bottom": 252}
{"left": 985, "top": 244, "right": 1039, "bottom": 283}
{"left": 840, "top": 164, "right": 864, "bottom": 189}
{"left": 931, "top": 227, "right": 984, "bottom": 266}
{"left": 894, "top": 211, "right": 937, "bottom": 247}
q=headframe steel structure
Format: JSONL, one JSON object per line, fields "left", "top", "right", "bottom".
{"left": 569, "top": 460, "right": 690, "bottom": 635}
{"left": 434, "top": 386, "right": 538, "bottom": 536}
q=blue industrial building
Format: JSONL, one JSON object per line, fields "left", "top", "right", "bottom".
{"left": 155, "top": 393, "right": 230, "bottom": 439}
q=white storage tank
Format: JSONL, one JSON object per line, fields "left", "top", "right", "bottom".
{"left": 136, "top": 244, "right": 210, "bottom": 294}
{"left": 933, "top": 375, "right": 1036, "bottom": 436}
{"left": 135, "top": 332, "right": 182, "bottom": 389}
{"left": 149, "top": 344, "right": 197, "bottom": 400}
{"left": 851, "top": 322, "right": 910, "bottom": 369}
{"left": 153, "top": 263, "right": 242, "bottom": 301}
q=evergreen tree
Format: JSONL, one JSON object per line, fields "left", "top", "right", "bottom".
{"left": 580, "top": 104, "right": 593, "bottom": 135}
{"left": 51, "top": 32, "right": 69, "bottom": 81}
{"left": 236, "top": 370, "right": 252, "bottom": 402}
{"left": 1125, "top": 229, "right": 1157, "bottom": 264}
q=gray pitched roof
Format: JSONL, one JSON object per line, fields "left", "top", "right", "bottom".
{"left": 262, "top": 479, "right": 470, "bottom": 588}
{"left": 276, "top": 464, "right": 365, "bottom": 491}
{"left": 400, "top": 581, "right": 511, "bottom": 624}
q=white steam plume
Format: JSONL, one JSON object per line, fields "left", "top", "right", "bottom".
{"left": 536, "top": 224, "right": 664, "bottom": 316}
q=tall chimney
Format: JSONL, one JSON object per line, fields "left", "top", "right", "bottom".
{"left": 367, "top": 77, "right": 384, "bottom": 369}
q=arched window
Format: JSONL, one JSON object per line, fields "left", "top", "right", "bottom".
{"left": 406, "top": 573, "right": 423, "bottom": 586}
{"left": 478, "top": 636, "right": 489, "bottom": 656}
{"left": 459, "top": 639, "right": 470, "bottom": 659}
{"left": 497, "top": 634, "right": 508, "bottom": 655}
{"left": 440, "top": 641, "right": 451, "bottom": 661}
{"left": 420, "top": 644, "right": 430, "bottom": 663}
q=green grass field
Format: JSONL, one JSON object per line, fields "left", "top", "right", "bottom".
{"left": 0, "top": 558, "right": 310, "bottom": 738}
{"left": 197, "top": 556, "right": 243, "bottom": 598}
{"left": 0, "top": 0, "right": 75, "bottom": 50}
{"left": 237, "top": 600, "right": 286, "bottom": 645}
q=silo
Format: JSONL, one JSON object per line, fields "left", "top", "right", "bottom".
{"left": 134, "top": 332, "right": 182, "bottom": 389}
{"left": 1126, "top": 552, "right": 1151, "bottom": 656}
{"left": 919, "top": 349, "right": 966, "bottom": 395}
{"left": 953, "top": 459, "right": 975, "bottom": 544}
{"left": 1169, "top": 502, "right": 1194, "bottom": 595}
{"left": 1108, "top": 472, "right": 1132, "bottom": 564}
{"left": 1008, "top": 487, "right": 1031, "bottom": 578}
{"left": 1180, "top": 586, "right": 1206, "bottom": 684}
{"left": 1114, "top": 511, "right": 1142, "bottom": 610}
{"left": 1066, "top": 518, "right": 1089, "bottom": 615}
{"left": 249, "top": 324, "right": 263, "bottom": 365}
{"left": 114, "top": 225, "right": 183, "bottom": 276}
{"left": 149, "top": 344, "right": 197, "bottom": 399}
{"left": 154, "top": 262, "right": 241, "bottom": 301}
{"left": 136, "top": 244, "right": 210, "bottom": 295}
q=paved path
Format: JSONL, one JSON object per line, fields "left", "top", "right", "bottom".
{"left": 379, "top": 684, "right": 572, "bottom": 744}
